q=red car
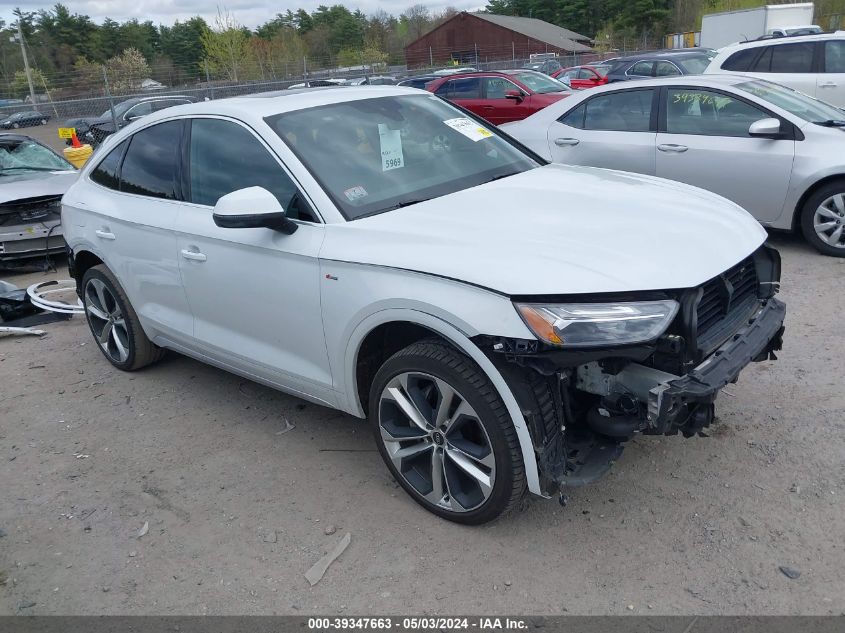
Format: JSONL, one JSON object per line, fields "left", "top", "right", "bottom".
{"left": 552, "top": 64, "right": 611, "bottom": 90}
{"left": 426, "top": 70, "right": 572, "bottom": 125}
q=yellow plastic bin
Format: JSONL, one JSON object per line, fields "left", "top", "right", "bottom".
{"left": 63, "top": 144, "right": 93, "bottom": 169}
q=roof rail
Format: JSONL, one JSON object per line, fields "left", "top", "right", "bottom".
{"left": 739, "top": 29, "right": 831, "bottom": 45}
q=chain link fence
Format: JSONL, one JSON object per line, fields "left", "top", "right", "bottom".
{"left": 0, "top": 43, "right": 646, "bottom": 146}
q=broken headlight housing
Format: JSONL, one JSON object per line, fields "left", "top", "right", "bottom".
{"left": 514, "top": 300, "right": 679, "bottom": 347}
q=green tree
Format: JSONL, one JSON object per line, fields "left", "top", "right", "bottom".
{"left": 201, "top": 11, "right": 252, "bottom": 82}
{"left": 105, "top": 47, "right": 150, "bottom": 94}
{"left": 11, "top": 68, "right": 48, "bottom": 99}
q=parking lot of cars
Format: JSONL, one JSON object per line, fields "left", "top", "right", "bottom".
{"left": 1, "top": 34, "right": 845, "bottom": 615}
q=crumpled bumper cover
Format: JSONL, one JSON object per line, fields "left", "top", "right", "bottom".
{"left": 649, "top": 297, "right": 786, "bottom": 431}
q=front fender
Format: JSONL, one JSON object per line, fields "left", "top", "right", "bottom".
{"left": 342, "top": 307, "right": 543, "bottom": 496}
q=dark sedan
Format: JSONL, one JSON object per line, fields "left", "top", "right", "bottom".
{"left": 0, "top": 111, "right": 51, "bottom": 129}
{"left": 605, "top": 50, "right": 716, "bottom": 82}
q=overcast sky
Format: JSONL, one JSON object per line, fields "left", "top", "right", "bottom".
{"left": 0, "top": 1, "right": 487, "bottom": 29}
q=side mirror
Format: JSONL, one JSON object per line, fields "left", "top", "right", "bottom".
{"left": 748, "top": 117, "right": 782, "bottom": 138}
{"left": 505, "top": 89, "right": 524, "bottom": 102}
{"left": 212, "top": 186, "right": 298, "bottom": 235}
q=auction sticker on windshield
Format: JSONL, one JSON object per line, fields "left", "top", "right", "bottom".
{"left": 443, "top": 118, "right": 493, "bottom": 142}
{"left": 378, "top": 124, "right": 404, "bottom": 171}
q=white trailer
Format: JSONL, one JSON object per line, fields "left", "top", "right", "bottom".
{"left": 700, "top": 3, "right": 816, "bottom": 49}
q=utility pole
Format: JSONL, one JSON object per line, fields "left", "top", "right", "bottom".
{"left": 14, "top": 21, "right": 38, "bottom": 108}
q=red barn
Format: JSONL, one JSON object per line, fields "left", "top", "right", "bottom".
{"left": 405, "top": 12, "right": 593, "bottom": 69}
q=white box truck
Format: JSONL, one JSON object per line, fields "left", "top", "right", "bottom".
{"left": 700, "top": 3, "right": 817, "bottom": 49}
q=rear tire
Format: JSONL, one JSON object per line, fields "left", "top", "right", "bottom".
{"left": 369, "top": 339, "right": 525, "bottom": 524}
{"left": 800, "top": 180, "right": 845, "bottom": 257}
{"left": 81, "top": 265, "right": 165, "bottom": 371}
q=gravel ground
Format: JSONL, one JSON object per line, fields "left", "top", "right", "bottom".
{"left": 0, "top": 233, "right": 843, "bottom": 616}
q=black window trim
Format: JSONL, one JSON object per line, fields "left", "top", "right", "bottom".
{"left": 559, "top": 87, "right": 659, "bottom": 132}
{"left": 656, "top": 84, "right": 800, "bottom": 140}
{"left": 181, "top": 114, "right": 323, "bottom": 224}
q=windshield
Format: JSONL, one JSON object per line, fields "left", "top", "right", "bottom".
{"left": 736, "top": 79, "right": 845, "bottom": 123}
{"left": 266, "top": 95, "right": 538, "bottom": 220}
{"left": 0, "top": 139, "right": 74, "bottom": 172}
{"left": 510, "top": 71, "right": 569, "bottom": 94}
{"left": 677, "top": 54, "right": 716, "bottom": 74}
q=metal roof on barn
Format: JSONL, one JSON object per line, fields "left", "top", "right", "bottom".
{"left": 471, "top": 13, "right": 594, "bottom": 52}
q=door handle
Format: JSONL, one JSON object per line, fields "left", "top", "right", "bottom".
{"left": 554, "top": 137, "right": 580, "bottom": 147}
{"left": 819, "top": 82, "right": 838, "bottom": 88}
{"left": 94, "top": 229, "right": 115, "bottom": 240}
{"left": 180, "top": 249, "right": 207, "bottom": 262}
{"left": 482, "top": 105, "right": 495, "bottom": 110}
{"left": 658, "top": 144, "right": 689, "bottom": 153}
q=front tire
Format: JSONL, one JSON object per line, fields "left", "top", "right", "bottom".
{"left": 369, "top": 340, "right": 525, "bottom": 524}
{"left": 800, "top": 181, "right": 845, "bottom": 257}
{"left": 81, "top": 265, "right": 164, "bottom": 371}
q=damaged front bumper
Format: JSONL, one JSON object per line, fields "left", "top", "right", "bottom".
{"left": 646, "top": 297, "right": 784, "bottom": 433}
{"left": 578, "top": 296, "right": 785, "bottom": 438}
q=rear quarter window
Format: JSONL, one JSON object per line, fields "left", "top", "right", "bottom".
{"left": 721, "top": 48, "right": 760, "bottom": 72}
{"left": 89, "top": 140, "right": 127, "bottom": 190}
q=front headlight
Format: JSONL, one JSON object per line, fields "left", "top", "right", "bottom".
{"left": 515, "top": 300, "right": 679, "bottom": 347}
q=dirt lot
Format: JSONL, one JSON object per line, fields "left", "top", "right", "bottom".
{"left": 0, "top": 234, "right": 843, "bottom": 616}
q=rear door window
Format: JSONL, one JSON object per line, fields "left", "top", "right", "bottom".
{"left": 824, "top": 40, "right": 845, "bottom": 73}
{"left": 628, "top": 61, "right": 654, "bottom": 77}
{"left": 446, "top": 77, "right": 481, "bottom": 99}
{"left": 119, "top": 121, "right": 183, "bottom": 199}
{"left": 655, "top": 61, "right": 682, "bottom": 77}
{"left": 770, "top": 42, "right": 815, "bottom": 73}
{"left": 755, "top": 42, "right": 816, "bottom": 73}
{"left": 584, "top": 89, "right": 654, "bottom": 132}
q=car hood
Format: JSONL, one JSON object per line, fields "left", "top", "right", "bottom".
{"left": 0, "top": 170, "right": 77, "bottom": 204}
{"left": 320, "top": 165, "right": 766, "bottom": 296}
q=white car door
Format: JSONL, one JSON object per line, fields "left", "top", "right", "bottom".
{"left": 818, "top": 39, "right": 845, "bottom": 107}
{"left": 547, "top": 87, "right": 657, "bottom": 175}
{"left": 655, "top": 87, "right": 794, "bottom": 223}
{"left": 175, "top": 117, "right": 335, "bottom": 404}
{"left": 77, "top": 121, "right": 194, "bottom": 342}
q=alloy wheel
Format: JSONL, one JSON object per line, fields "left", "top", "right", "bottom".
{"left": 814, "top": 194, "right": 845, "bottom": 249}
{"left": 84, "top": 278, "right": 130, "bottom": 364}
{"left": 378, "top": 372, "right": 496, "bottom": 512}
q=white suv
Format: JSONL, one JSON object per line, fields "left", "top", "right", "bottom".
{"left": 705, "top": 32, "right": 845, "bottom": 107}
{"left": 61, "top": 87, "right": 785, "bottom": 524}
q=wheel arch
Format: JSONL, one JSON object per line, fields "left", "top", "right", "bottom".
{"left": 792, "top": 174, "right": 845, "bottom": 232}
{"left": 345, "top": 309, "right": 542, "bottom": 495}
{"left": 71, "top": 248, "right": 105, "bottom": 295}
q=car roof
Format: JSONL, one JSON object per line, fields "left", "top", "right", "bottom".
{"left": 615, "top": 49, "right": 714, "bottom": 62}
{"left": 129, "top": 86, "right": 432, "bottom": 124}
{"left": 717, "top": 30, "right": 845, "bottom": 53}
{"left": 569, "top": 74, "right": 764, "bottom": 92}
